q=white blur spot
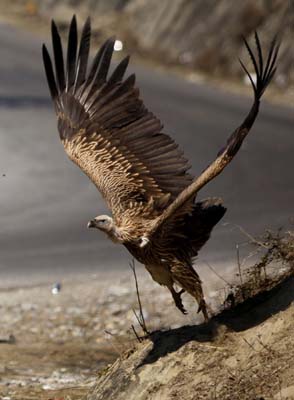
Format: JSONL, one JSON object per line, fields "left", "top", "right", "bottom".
{"left": 243, "top": 72, "right": 257, "bottom": 86}
{"left": 52, "top": 282, "right": 61, "bottom": 295}
{"left": 114, "top": 40, "right": 123, "bottom": 52}
{"left": 139, "top": 236, "right": 150, "bottom": 248}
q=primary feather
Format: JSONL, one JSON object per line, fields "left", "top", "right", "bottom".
{"left": 43, "top": 16, "right": 192, "bottom": 235}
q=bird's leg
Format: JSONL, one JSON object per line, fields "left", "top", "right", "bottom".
{"left": 170, "top": 287, "right": 187, "bottom": 315}
{"left": 170, "top": 263, "right": 210, "bottom": 322}
{"left": 197, "top": 298, "right": 209, "bottom": 322}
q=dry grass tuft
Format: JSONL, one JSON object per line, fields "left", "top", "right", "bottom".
{"left": 223, "top": 227, "right": 294, "bottom": 310}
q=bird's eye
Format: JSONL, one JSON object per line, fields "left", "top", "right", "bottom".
{"left": 100, "top": 219, "right": 106, "bottom": 224}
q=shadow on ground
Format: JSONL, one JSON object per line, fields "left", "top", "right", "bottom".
{"left": 140, "top": 275, "right": 294, "bottom": 366}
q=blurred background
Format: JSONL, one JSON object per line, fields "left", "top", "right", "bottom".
{"left": 0, "top": 0, "right": 293, "bottom": 288}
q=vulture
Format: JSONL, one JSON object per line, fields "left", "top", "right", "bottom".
{"left": 43, "top": 16, "right": 279, "bottom": 320}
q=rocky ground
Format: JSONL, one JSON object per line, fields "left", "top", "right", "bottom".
{"left": 1, "top": 229, "right": 293, "bottom": 399}
{"left": 0, "top": 267, "right": 208, "bottom": 399}
{"left": 89, "top": 276, "right": 294, "bottom": 400}
{"left": 88, "top": 230, "right": 294, "bottom": 400}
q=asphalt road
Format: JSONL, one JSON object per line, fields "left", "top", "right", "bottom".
{"left": 0, "top": 23, "right": 293, "bottom": 288}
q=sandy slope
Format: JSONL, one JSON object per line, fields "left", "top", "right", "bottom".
{"left": 89, "top": 276, "right": 294, "bottom": 400}
{"left": 0, "top": 268, "right": 208, "bottom": 399}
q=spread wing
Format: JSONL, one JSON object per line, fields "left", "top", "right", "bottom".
{"left": 147, "top": 32, "right": 280, "bottom": 240}
{"left": 42, "top": 16, "right": 193, "bottom": 224}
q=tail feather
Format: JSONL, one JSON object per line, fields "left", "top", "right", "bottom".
{"left": 183, "top": 197, "right": 226, "bottom": 257}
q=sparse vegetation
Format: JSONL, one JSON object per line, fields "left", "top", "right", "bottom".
{"left": 129, "top": 259, "right": 150, "bottom": 341}
{"left": 223, "top": 227, "right": 294, "bottom": 310}
{"left": 88, "top": 226, "right": 294, "bottom": 400}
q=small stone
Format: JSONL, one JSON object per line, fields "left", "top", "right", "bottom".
{"left": 52, "top": 283, "right": 62, "bottom": 294}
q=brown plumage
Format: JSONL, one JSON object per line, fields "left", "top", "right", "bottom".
{"left": 43, "top": 16, "right": 279, "bottom": 320}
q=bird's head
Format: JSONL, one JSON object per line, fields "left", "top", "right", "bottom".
{"left": 87, "top": 215, "right": 114, "bottom": 234}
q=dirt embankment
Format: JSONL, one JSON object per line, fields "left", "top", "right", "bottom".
{"left": 0, "top": 269, "right": 205, "bottom": 400}
{"left": 87, "top": 231, "right": 294, "bottom": 400}
{"left": 88, "top": 276, "right": 294, "bottom": 400}
{"left": 2, "top": 229, "right": 292, "bottom": 399}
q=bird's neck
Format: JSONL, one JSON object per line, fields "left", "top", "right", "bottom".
{"left": 106, "top": 225, "right": 128, "bottom": 244}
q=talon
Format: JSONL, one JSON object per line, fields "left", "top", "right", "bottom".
{"left": 176, "top": 299, "right": 187, "bottom": 315}
{"left": 176, "top": 299, "right": 187, "bottom": 314}
{"left": 172, "top": 289, "right": 187, "bottom": 315}
{"left": 197, "top": 299, "right": 209, "bottom": 322}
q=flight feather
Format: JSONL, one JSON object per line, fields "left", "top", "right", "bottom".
{"left": 42, "top": 16, "right": 193, "bottom": 227}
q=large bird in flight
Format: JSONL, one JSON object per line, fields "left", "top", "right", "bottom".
{"left": 43, "top": 16, "right": 279, "bottom": 320}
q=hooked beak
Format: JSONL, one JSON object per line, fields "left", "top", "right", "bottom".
{"left": 87, "top": 220, "right": 96, "bottom": 229}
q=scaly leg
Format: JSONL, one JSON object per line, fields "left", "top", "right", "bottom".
{"left": 171, "top": 262, "right": 209, "bottom": 322}
{"left": 169, "top": 287, "right": 187, "bottom": 314}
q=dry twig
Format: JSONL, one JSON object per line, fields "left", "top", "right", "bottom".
{"left": 129, "top": 259, "right": 149, "bottom": 337}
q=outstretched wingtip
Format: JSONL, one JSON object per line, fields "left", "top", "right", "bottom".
{"left": 108, "top": 55, "right": 131, "bottom": 85}
{"left": 42, "top": 43, "right": 58, "bottom": 101}
{"left": 74, "top": 14, "right": 92, "bottom": 91}
{"left": 51, "top": 19, "right": 60, "bottom": 42}
{"left": 51, "top": 19, "right": 56, "bottom": 30}
{"left": 241, "top": 32, "right": 279, "bottom": 100}
{"left": 71, "top": 14, "right": 77, "bottom": 25}
{"left": 239, "top": 57, "right": 256, "bottom": 93}
{"left": 66, "top": 15, "right": 78, "bottom": 90}
{"left": 81, "top": 15, "right": 91, "bottom": 36}
{"left": 51, "top": 18, "right": 66, "bottom": 92}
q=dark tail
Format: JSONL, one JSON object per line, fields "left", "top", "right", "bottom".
{"left": 184, "top": 197, "right": 226, "bottom": 257}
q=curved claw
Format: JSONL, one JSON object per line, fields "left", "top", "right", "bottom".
{"left": 171, "top": 288, "right": 187, "bottom": 315}
{"left": 197, "top": 299, "right": 209, "bottom": 322}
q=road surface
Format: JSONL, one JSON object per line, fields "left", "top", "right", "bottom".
{"left": 0, "top": 22, "right": 293, "bottom": 287}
